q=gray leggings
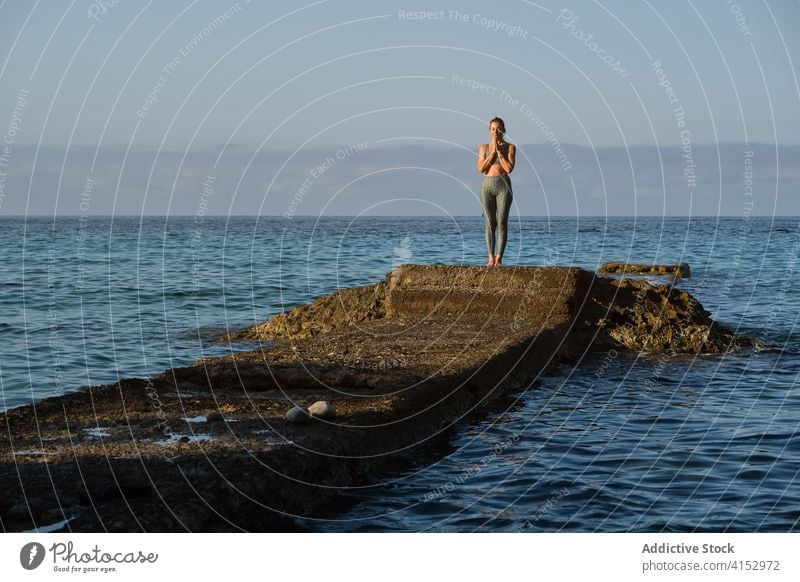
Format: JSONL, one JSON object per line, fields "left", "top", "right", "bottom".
{"left": 480, "top": 175, "right": 513, "bottom": 258}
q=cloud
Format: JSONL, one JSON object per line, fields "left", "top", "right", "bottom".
{"left": 2, "top": 143, "right": 797, "bottom": 216}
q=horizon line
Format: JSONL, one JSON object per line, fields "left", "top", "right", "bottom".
{"left": 7, "top": 214, "right": 800, "bottom": 219}
{"left": 8, "top": 141, "right": 800, "bottom": 150}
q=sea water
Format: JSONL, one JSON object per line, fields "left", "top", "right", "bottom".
{"left": 1, "top": 215, "right": 798, "bottom": 531}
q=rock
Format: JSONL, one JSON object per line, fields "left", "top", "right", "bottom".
{"left": 0, "top": 264, "right": 760, "bottom": 533}
{"left": 286, "top": 406, "right": 310, "bottom": 424}
{"left": 206, "top": 411, "right": 225, "bottom": 423}
{"left": 6, "top": 502, "right": 31, "bottom": 521}
{"left": 598, "top": 262, "right": 690, "bottom": 278}
{"left": 308, "top": 401, "right": 336, "bottom": 419}
{"left": 221, "top": 281, "right": 388, "bottom": 342}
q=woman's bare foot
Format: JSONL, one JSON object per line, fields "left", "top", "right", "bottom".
{"left": 487, "top": 256, "right": 496, "bottom": 266}
{"left": 494, "top": 255, "right": 503, "bottom": 266}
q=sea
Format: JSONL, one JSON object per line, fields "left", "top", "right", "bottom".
{"left": 1, "top": 215, "right": 798, "bottom": 532}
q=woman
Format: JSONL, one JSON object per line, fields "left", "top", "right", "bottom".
{"left": 477, "top": 117, "right": 515, "bottom": 266}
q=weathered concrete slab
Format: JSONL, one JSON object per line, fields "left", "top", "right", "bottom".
{"left": 386, "top": 265, "right": 590, "bottom": 325}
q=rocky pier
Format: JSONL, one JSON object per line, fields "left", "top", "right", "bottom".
{"left": 0, "top": 265, "right": 755, "bottom": 532}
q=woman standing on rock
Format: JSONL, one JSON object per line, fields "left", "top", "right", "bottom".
{"left": 477, "top": 117, "right": 516, "bottom": 266}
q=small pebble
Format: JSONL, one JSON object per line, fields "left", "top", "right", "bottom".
{"left": 206, "top": 411, "right": 225, "bottom": 423}
{"left": 178, "top": 436, "right": 191, "bottom": 443}
{"left": 286, "top": 406, "right": 310, "bottom": 424}
{"left": 308, "top": 400, "right": 336, "bottom": 419}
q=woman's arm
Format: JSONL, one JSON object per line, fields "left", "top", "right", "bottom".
{"left": 477, "top": 143, "right": 495, "bottom": 174}
{"left": 495, "top": 143, "right": 515, "bottom": 174}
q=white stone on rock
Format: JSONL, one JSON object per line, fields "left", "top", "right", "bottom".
{"left": 308, "top": 400, "right": 336, "bottom": 419}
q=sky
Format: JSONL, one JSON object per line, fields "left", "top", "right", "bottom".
{"left": 0, "top": 0, "right": 798, "bottom": 216}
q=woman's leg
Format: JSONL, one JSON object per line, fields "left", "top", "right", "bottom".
{"left": 494, "top": 179, "right": 513, "bottom": 264}
{"left": 480, "top": 179, "right": 498, "bottom": 265}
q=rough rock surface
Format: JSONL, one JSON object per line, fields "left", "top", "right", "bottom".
{"left": 221, "top": 282, "right": 387, "bottom": 342}
{"left": 0, "top": 265, "right": 755, "bottom": 532}
{"left": 220, "top": 265, "right": 745, "bottom": 354}
{"left": 598, "top": 262, "right": 691, "bottom": 278}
